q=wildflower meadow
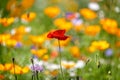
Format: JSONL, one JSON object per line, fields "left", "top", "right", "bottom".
{"left": 0, "top": 0, "right": 120, "bottom": 80}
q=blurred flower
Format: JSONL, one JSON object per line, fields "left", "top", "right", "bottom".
{"left": 50, "top": 70, "right": 59, "bottom": 77}
{"left": 4, "top": 63, "right": 13, "bottom": 71}
{"left": 115, "top": 41, "right": 120, "bottom": 47}
{"left": 10, "top": 65, "right": 29, "bottom": 74}
{"left": 31, "top": 48, "right": 48, "bottom": 58}
{"left": 65, "top": 12, "right": 80, "bottom": 20}
{"left": 85, "top": 25, "right": 101, "bottom": 36}
{"left": 0, "top": 17, "right": 14, "bottom": 27}
{"left": 114, "top": 7, "right": 120, "bottom": 13}
{"left": 71, "top": 18, "right": 83, "bottom": 26}
{"left": 42, "top": 54, "right": 49, "bottom": 61}
{"left": 30, "top": 34, "right": 46, "bottom": 47}
{"left": 62, "top": 60, "right": 75, "bottom": 69}
{"left": 70, "top": 46, "right": 80, "bottom": 58}
{"left": 5, "top": 39, "right": 17, "bottom": 47}
{"left": 80, "top": 8, "right": 97, "bottom": 20}
{"left": 0, "top": 75, "right": 4, "bottom": 79}
{"left": 30, "top": 64, "right": 43, "bottom": 72}
{"left": 50, "top": 51, "right": 58, "bottom": 58}
{"left": 21, "top": 0, "right": 35, "bottom": 10}
{"left": 0, "top": 64, "right": 4, "bottom": 71}
{"left": 116, "top": 28, "right": 120, "bottom": 37}
{"left": 46, "top": 63, "right": 60, "bottom": 71}
{"left": 88, "top": 2, "right": 100, "bottom": 11}
{"left": 21, "top": 12, "right": 36, "bottom": 22}
{"left": 0, "top": 34, "right": 11, "bottom": 45}
{"left": 75, "top": 60, "right": 85, "bottom": 69}
{"left": 54, "top": 18, "right": 73, "bottom": 31}
{"left": 15, "top": 42, "right": 22, "bottom": 48}
{"left": 105, "top": 48, "right": 113, "bottom": 57}
{"left": 47, "top": 29, "right": 69, "bottom": 40}
{"left": 100, "top": 18, "right": 118, "bottom": 34}
{"left": 53, "top": 37, "right": 71, "bottom": 46}
{"left": 88, "top": 40, "right": 110, "bottom": 52}
{"left": 44, "top": 6, "right": 60, "bottom": 18}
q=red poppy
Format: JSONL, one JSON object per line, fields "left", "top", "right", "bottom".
{"left": 47, "top": 30, "right": 69, "bottom": 40}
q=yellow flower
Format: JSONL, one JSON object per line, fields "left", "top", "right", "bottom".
{"left": 13, "top": 25, "right": 29, "bottom": 35}
{"left": 70, "top": 46, "right": 80, "bottom": 58}
{"left": 50, "top": 70, "right": 59, "bottom": 77}
{"left": 54, "top": 18, "right": 73, "bottom": 31}
{"left": 4, "top": 63, "right": 13, "bottom": 71}
{"left": 89, "top": 40, "right": 110, "bottom": 52}
{"left": 21, "top": 12, "right": 36, "bottom": 22}
{"left": 73, "top": 24, "right": 84, "bottom": 32}
{"left": 10, "top": 65, "right": 22, "bottom": 74}
{"left": 31, "top": 48, "right": 48, "bottom": 58}
{"left": 0, "top": 34, "right": 11, "bottom": 44}
{"left": 53, "top": 37, "right": 70, "bottom": 46}
{"left": 0, "top": 17, "right": 14, "bottom": 27}
{"left": 5, "top": 39, "right": 17, "bottom": 47}
{"left": 80, "top": 8, "right": 97, "bottom": 20}
{"left": 100, "top": 18, "right": 118, "bottom": 34}
{"left": 42, "top": 54, "right": 49, "bottom": 61}
{"left": 30, "top": 35, "right": 46, "bottom": 46}
{"left": 10, "top": 65, "right": 29, "bottom": 74}
{"left": 0, "top": 64, "right": 4, "bottom": 71}
{"left": 44, "top": 6, "right": 60, "bottom": 18}
{"left": 85, "top": 25, "right": 101, "bottom": 36}
{"left": 88, "top": 46, "right": 96, "bottom": 53}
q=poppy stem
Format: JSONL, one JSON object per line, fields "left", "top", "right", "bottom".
{"left": 12, "top": 58, "right": 17, "bottom": 80}
{"left": 58, "top": 40, "right": 65, "bottom": 80}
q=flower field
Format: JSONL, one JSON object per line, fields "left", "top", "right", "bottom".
{"left": 0, "top": 0, "right": 120, "bottom": 80}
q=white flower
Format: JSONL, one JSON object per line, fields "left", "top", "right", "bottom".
{"left": 45, "top": 63, "right": 60, "bottom": 71}
{"left": 75, "top": 60, "right": 85, "bottom": 69}
{"left": 25, "top": 26, "right": 31, "bottom": 32}
{"left": 11, "top": 29, "right": 16, "bottom": 35}
{"left": 88, "top": 2, "right": 100, "bottom": 11}
{"left": 115, "top": 7, "right": 120, "bottom": 13}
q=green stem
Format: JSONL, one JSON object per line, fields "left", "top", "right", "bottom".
{"left": 58, "top": 39, "right": 65, "bottom": 80}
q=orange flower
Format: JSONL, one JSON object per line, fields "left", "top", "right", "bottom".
{"left": 21, "top": 12, "right": 36, "bottom": 22}
{"left": 44, "top": 6, "right": 60, "bottom": 18}
{"left": 85, "top": 25, "right": 101, "bottom": 36}
{"left": 100, "top": 18, "right": 118, "bottom": 34}
{"left": 0, "top": 17, "right": 14, "bottom": 27}
{"left": 0, "top": 75, "right": 4, "bottom": 79}
{"left": 70, "top": 46, "right": 80, "bottom": 58}
{"left": 80, "top": 8, "right": 97, "bottom": 20}
{"left": 116, "top": 28, "right": 120, "bottom": 37}
{"left": 21, "top": 0, "right": 35, "bottom": 10}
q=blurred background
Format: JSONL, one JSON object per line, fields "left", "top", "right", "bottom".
{"left": 0, "top": 0, "right": 120, "bottom": 80}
